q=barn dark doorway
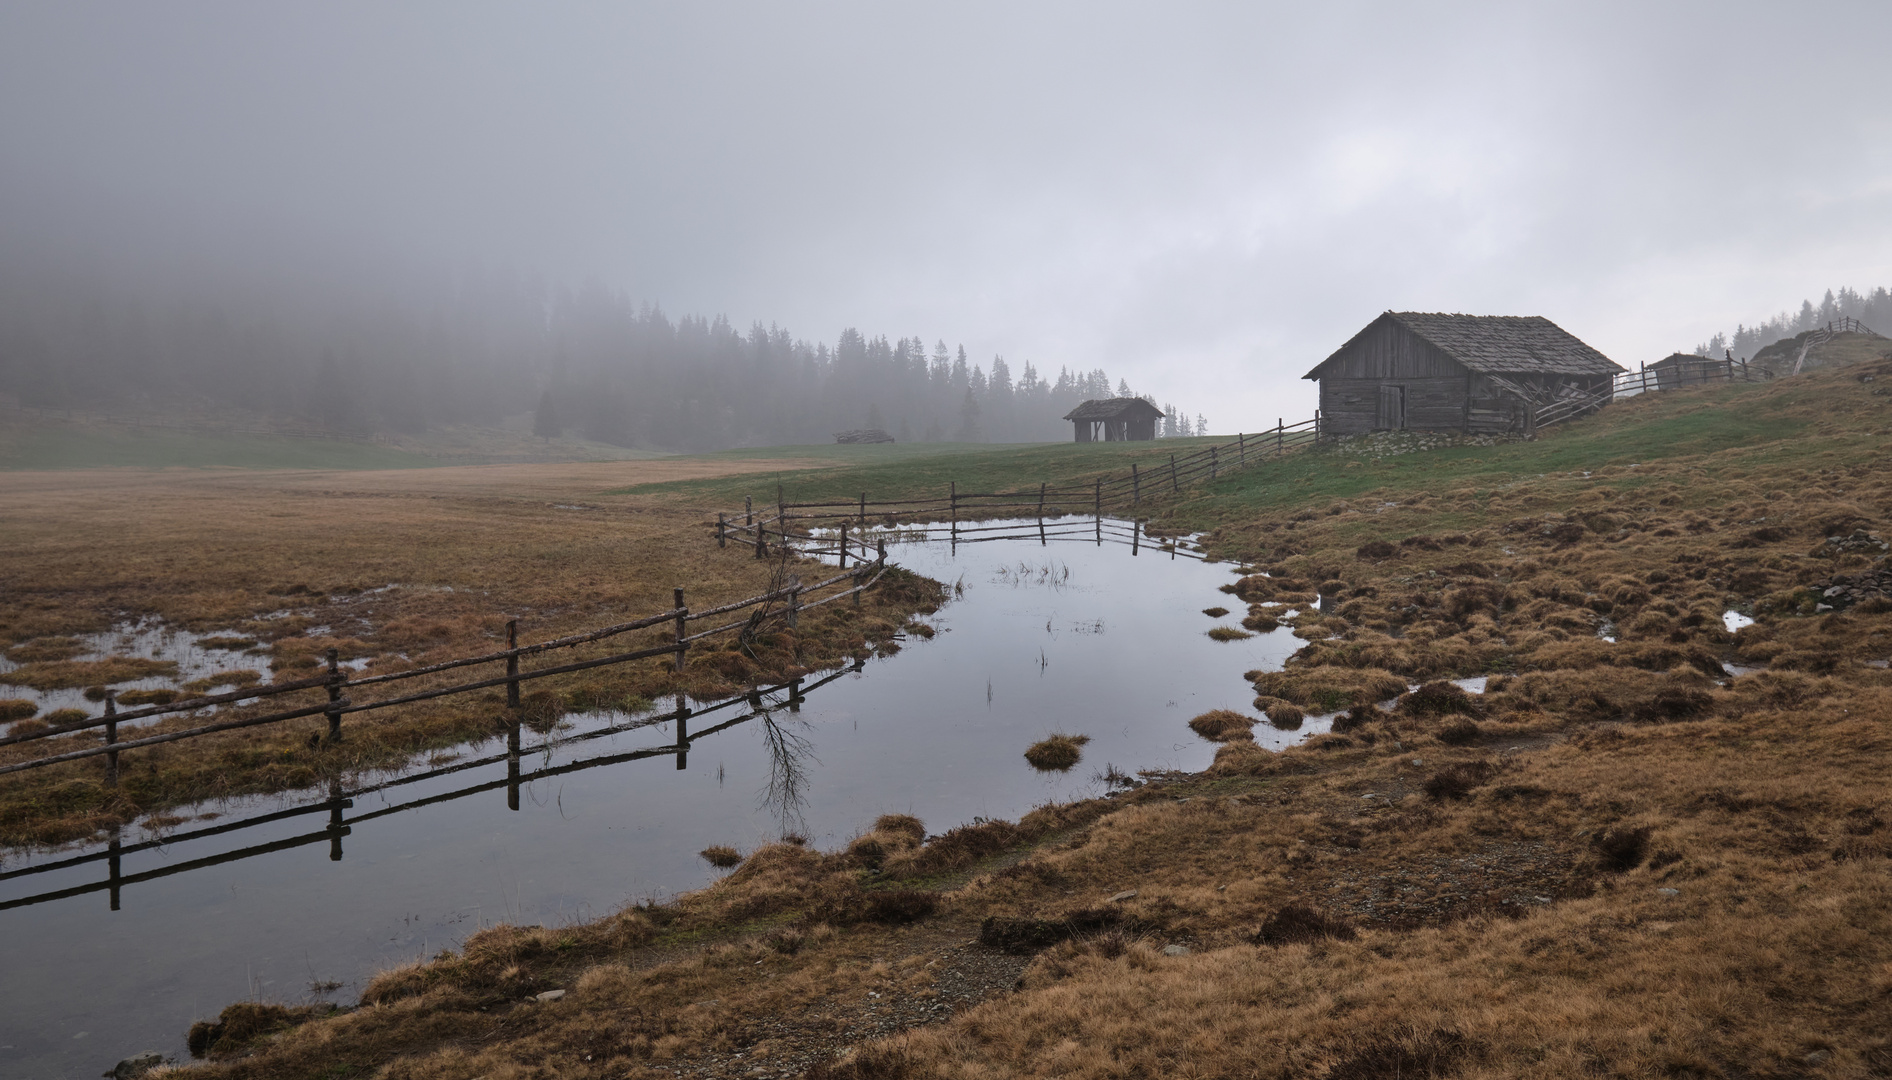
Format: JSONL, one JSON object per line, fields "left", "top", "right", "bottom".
{"left": 1377, "top": 384, "right": 1406, "bottom": 430}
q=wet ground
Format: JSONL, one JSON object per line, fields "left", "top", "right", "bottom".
{"left": 0, "top": 520, "right": 1330, "bottom": 1079}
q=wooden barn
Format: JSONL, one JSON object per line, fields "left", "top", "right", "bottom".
{"left": 1062, "top": 397, "right": 1165, "bottom": 442}
{"left": 1304, "top": 312, "right": 1623, "bottom": 436}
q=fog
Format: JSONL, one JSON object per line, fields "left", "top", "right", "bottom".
{"left": 2, "top": 2, "right": 1888, "bottom": 444}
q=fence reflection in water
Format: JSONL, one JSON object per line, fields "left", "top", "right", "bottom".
{"left": 0, "top": 663, "right": 856, "bottom": 914}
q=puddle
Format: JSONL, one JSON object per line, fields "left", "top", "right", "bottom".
{"left": 0, "top": 620, "right": 278, "bottom": 720}
{"left": 0, "top": 519, "right": 1316, "bottom": 1077}
{"left": 1722, "top": 610, "right": 1754, "bottom": 633}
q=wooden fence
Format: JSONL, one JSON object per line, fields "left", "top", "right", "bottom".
{"left": 0, "top": 554, "right": 890, "bottom": 783}
{"left": 711, "top": 417, "right": 1324, "bottom": 560}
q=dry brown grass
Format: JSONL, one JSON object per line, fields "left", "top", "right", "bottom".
{"left": 0, "top": 459, "right": 940, "bottom": 846}
{"left": 1023, "top": 733, "right": 1091, "bottom": 771}
{"left": 118, "top": 362, "right": 1892, "bottom": 1079}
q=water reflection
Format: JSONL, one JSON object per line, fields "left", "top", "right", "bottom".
{"left": 0, "top": 665, "right": 858, "bottom": 915}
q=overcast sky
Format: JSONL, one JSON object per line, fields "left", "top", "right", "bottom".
{"left": 3, "top": 2, "right": 1888, "bottom": 423}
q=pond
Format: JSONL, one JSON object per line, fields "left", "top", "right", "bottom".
{"left": 0, "top": 520, "right": 1334, "bottom": 1079}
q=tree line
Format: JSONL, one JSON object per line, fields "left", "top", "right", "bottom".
{"left": 1693, "top": 285, "right": 1892, "bottom": 360}
{"left": 0, "top": 266, "right": 1204, "bottom": 450}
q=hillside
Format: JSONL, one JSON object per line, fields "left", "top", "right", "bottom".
{"left": 127, "top": 360, "right": 1892, "bottom": 1078}
{"left": 1748, "top": 326, "right": 1891, "bottom": 379}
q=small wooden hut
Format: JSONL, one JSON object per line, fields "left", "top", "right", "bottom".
{"left": 1062, "top": 397, "right": 1165, "bottom": 442}
{"left": 1646, "top": 352, "right": 1729, "bottom": 389}
{"left": 1303, "top": 312, "right": 1623, "bottom": 436}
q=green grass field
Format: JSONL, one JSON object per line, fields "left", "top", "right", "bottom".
{"left": 614, "top": 379, "right": 1834, "bottom": 526}
{"left": 0, "top": 423, "right": 442, "bottom": 470}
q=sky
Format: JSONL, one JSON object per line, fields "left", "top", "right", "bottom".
{"left": 2, "top": 1, "right": 1888, "bottom": 424}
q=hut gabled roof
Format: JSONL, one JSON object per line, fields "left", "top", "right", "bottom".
{"left": 1302, "top": 313, "right": 1624, "bottom": 379}
{"left": 1648, "top": 351, "right": 1718, "bottom": 369}
{"left": 1062, "top": 397, "right": 1166, "bottom": 421}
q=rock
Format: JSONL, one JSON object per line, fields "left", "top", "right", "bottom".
{"left": 1804, "top": 1049, "right": 1832, "bottom": 1066}
{"left": 1108, "top": 890, "right": 1138, "bottom": 903}
{"left": 534, "top": 989, "right": 567, "bottom": 1003}
{"left": 1410, "top": 758, "right": 1424, "bottom": 766}
{"left": 1656, "top": 887, "right": 1680, "bottom": 897}
{"left": 1162, "top": 944, "right": 1191, "bottom": 957}
{"left": 107, "top": 1052, "right": 163, "bottom": 1079}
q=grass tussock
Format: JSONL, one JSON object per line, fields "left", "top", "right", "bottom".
{"left": 1205, "top": 625, "right": 1254, "bottom": 641}
{"left": 699, "top": 845, "right": 743, "bottom": 869}
{"left": 1024, "top": 733, "right": 1091, "bottom": 771}
{"left": 0, "top": 698, "right": 36, "bottom": 722}
{"left": 1187, "top": 709, "right": 1255, "bottom": 742}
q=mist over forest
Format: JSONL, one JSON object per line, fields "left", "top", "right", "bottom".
{"left": 1693, "top": 286, "right": 1892, "bottom": 360}
{"left": 0, "top": 262, "right": 1204, "bottom": 451}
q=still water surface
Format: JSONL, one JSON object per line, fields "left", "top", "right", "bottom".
{"left": 0, "top": 522, "right": 1329, "bottom": 1078}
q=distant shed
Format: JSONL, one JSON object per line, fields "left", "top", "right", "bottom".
{"left": 1062, "top": 397, "right": 1165, "bottom": 442}
{"left": 1647, "top": 352, "right": 1730, "bottom": 389}
{"left": 1303, "top": 312, "right": 1624, "bottom": 436}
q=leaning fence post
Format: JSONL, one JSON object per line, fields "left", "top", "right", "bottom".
{"left": 673, "top": 587, "right": 688, "bottom": 673}
{"left": 505, "top": 619, "right": 521, "bottom": 710}
{"left": 103, "top": 690, "right": 118, "bottom": 789}
{"left": 717, "top": 513, "right": 727, "bottom": 548}
{"left": 1132, "top": 463, "right": 1140, "bottom": 506}
{"left": 325, "top": 648, "right": 344, "bottom": 742}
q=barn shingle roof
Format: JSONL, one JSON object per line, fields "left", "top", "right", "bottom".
{"left": 1062, "top": 397, "right": 1166, "bottom": 421}
{"left": 1303, "top": 313, "right": 1624, "bottom": 379}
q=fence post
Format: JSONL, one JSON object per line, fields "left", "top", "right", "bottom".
{"left": 1131, "top": 519, "right": 1140, "bottom": 555}
{"left": 1277, "top": 418, "right": 1283, "bottom": 455}
{"left": 777, "top": 484, "right": 786, "bottom": 530}
{"left": 787, "top": 578, "right": 800, "bottom": 629}
{"left": 1094, "top": 480, "right": 1102, "bottom": 545}
{"left": 1238, "top": 432, "right": 1246, "bottom": 467}
{"left": 755, "top": 519, "right": 768, "bottom": 559}
{"left": 1132, "top": 463, "right": 1140, "bottom": 506}
{"left": 717, "top": 514, "right": 726, "bottom": 548}
{"left": 950, "top": 481, "right": 958, "bottom": 545}
{"left": 877, "top": 537, "right": 887, "bottom": 567}
{"left": 859, "top": 492, "right": 866, "bottom": 528}
{"left": 1170, "top": 454, "right": 1180, "bottom": 493}
{"left": 505, "top": 619, "right": 521, "bottom": 710}
{"left": 745, "top": 495, "right": 753, "bottom": 527}
{"left": 838, "top": 521, "right": 849, "bottom": 569}
{"left": 1038, "top": 482, "right": 1047, "bottom": 545}
{"left": 325, "top": 648, "right": 344, "bottom": 743}
{"left": 327, "top": 776, "right": 347, "bottom": 862}
{"left": 1210, "top": 445, "right": 1218, "bottom": 481}
{"left": 673, "top": 587, "right": 688, "bottom": 673}
{"left": 103, "top": 691, "right": 118, "bottom": 789}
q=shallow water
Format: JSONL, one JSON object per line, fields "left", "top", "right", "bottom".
{"left": 0, "top": 521, "right": 1323, "bottom": 1078}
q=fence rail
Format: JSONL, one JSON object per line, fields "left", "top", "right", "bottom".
{"left": 0, "top": 551, "right": 891, "bottom": 781}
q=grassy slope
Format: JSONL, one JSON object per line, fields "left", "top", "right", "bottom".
{"left": 131, "top": 363, "right": 1892, "bottom": 1078}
